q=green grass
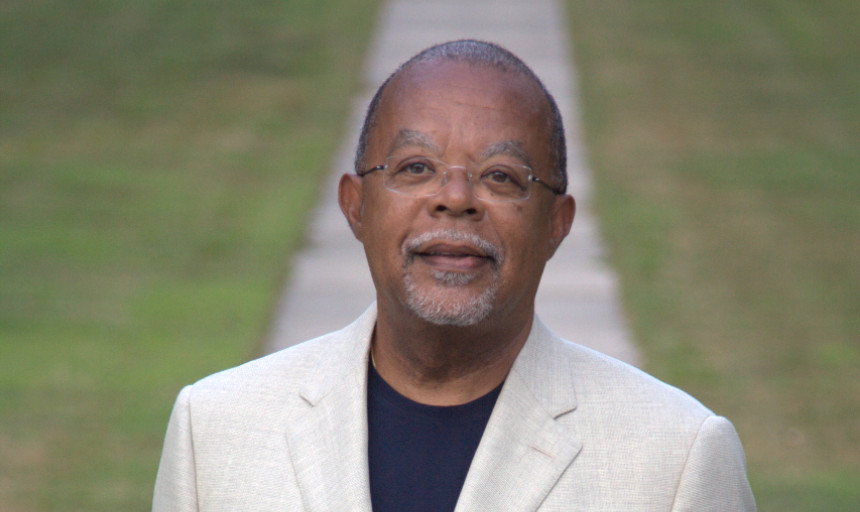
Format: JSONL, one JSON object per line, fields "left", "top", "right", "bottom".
{"left": 565, "top": 0, "right": 859, "bottom": 509}
{"left": 0, "top": 1, "right": 381, "bottom": 510}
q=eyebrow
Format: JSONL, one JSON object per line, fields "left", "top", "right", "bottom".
{"left": 387, "top": 130, "right": 532, "bottom": 166}
{"left": 480, "top": 140, "right": 532, "bottom": 166}
{"left": 388, "top": 130, "right": 441, "bottom": 155}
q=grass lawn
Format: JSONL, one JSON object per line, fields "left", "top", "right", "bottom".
{"left": 0, "top": 0, "right": 381, "bottom": 509}
{"left": 565, "top": 0, "right": 859, "bottom": 509}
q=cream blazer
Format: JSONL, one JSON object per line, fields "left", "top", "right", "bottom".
{"left": 153, "top": 304, "right": 756, "bottom": 511}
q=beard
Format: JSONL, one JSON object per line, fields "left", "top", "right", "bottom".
{"left": 401, "top": 230, "right": 503, "bottom": 326}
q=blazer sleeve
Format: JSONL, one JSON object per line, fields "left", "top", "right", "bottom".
{"left": 152, "top": 386, "right": 199, "bottom": 512}
{"left": 671, "top": 415, "right": 757, "bottom": 511}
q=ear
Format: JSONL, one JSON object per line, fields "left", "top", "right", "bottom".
{"left": 547, "top": 194, "right": 575, "bottom": 258}
{"left": 338, "top": 173, "right": 365, "bottom": 241}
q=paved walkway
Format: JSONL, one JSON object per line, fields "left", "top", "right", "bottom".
{"left": 264, "top": 0, "right": 640, "bottom": 366}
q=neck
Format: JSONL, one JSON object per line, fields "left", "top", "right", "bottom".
{"left": 371, "top": 303, "right": 533, "bottom": 406}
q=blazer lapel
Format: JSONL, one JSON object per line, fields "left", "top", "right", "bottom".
{"left": 284, "top": 307, "right": 377, "bottom": 512}
{"left": 455, "top": 319, "right": 583, "bottom": 512}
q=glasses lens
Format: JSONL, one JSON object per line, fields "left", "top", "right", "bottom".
{"left": 380, "top": 156, "right": 533, "bottom": 202}
{"left": 473, "top": 164, "right": 531, "bottom": 202}
{"left": 383, "top": 156, "right": 444, "bottom": 196}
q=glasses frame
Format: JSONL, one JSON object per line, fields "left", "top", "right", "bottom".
{"left": 357, "top": 157, "right": 564, "bottom": 202}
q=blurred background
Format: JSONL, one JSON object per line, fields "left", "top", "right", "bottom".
{"left": 1, "top": 0, "right": 857, "bottom": 510}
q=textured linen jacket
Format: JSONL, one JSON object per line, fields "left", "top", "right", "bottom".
{"left": 153, "top": 304, "right": 756, "bottom": 511}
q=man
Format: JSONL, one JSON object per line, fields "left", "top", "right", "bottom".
{"left": 153, "top": 40, "right": 756, "bottom": 511}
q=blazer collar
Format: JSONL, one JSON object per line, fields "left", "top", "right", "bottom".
{"left": 455, "top": 318, "right": 583, "bottom": 511}
{"left": 288, "top": 304, "right": 377, "bottom": 512}
{"left": 287, "top": 306, "right": 581, "bottom": 512}
{"left": 508, "top": 317, "right": 580, "bottom": 418}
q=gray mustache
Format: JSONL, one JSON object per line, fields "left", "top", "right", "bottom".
{"left": 402, "top": 229, "right": 504, "bottom": 265}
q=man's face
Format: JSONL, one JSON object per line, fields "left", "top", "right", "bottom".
{"left": 341, "top": 61, "right": 574, "bottom": 328}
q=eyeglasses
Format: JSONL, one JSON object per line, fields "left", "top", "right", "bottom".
{"left": 357, "top": 155, "right": 563, "bottom": 202}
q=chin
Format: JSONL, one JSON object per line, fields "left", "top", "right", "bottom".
{"left": 403, "top": 272, "right": 497, "bottom": 326}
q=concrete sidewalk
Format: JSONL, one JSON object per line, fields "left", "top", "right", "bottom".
{"left": 264, "top": 0, "right": 639, "bottom": 366}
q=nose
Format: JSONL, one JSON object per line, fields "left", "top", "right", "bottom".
{"left": 426, "top": 167, "right": 485, "bottom": 219}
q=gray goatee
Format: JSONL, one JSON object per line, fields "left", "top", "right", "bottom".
{"left": 401, "top": 229, "right": 504, "bottom": 326}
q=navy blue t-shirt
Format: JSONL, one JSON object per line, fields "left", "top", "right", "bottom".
{"left": 367, "top": 362, "right": 502, "bottom": 512}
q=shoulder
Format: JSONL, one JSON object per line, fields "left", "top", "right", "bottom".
{"left": 182, "top": 306, "right": 375, "bottom": 413}
{"left": 559, "top": 338, "right": 714, "bottom": 425}
{"left": 189, "top": 334, "right": 336, "bottom": 397}
{"left": 517, "top": 329, "right": 755, "bottom": 508}
{"left": 515, "top": 320, "right": 714, "bottom": 430}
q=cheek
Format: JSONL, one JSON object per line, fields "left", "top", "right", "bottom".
{"left": 495, "top": 206, "right": 550, "bottom": 250}
{"left": 361, "top": 193, "right": 417, "bottom": 254}
{"left": 495, "top": 215, "right": 555, "bottom": 282}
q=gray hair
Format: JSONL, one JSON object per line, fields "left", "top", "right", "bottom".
{"left": 354, "top": 40, "right": 568, "bottom": 193}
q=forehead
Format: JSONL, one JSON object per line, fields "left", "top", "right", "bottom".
{"left": 371, "top": 61, "right": 550, "bottom": 159}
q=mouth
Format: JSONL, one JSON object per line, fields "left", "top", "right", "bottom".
{"left": 403, "top": 230, "right": 503, "bottom": 272}
{"left": 415, "top": 243, "right": 491, "bottom": 270}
